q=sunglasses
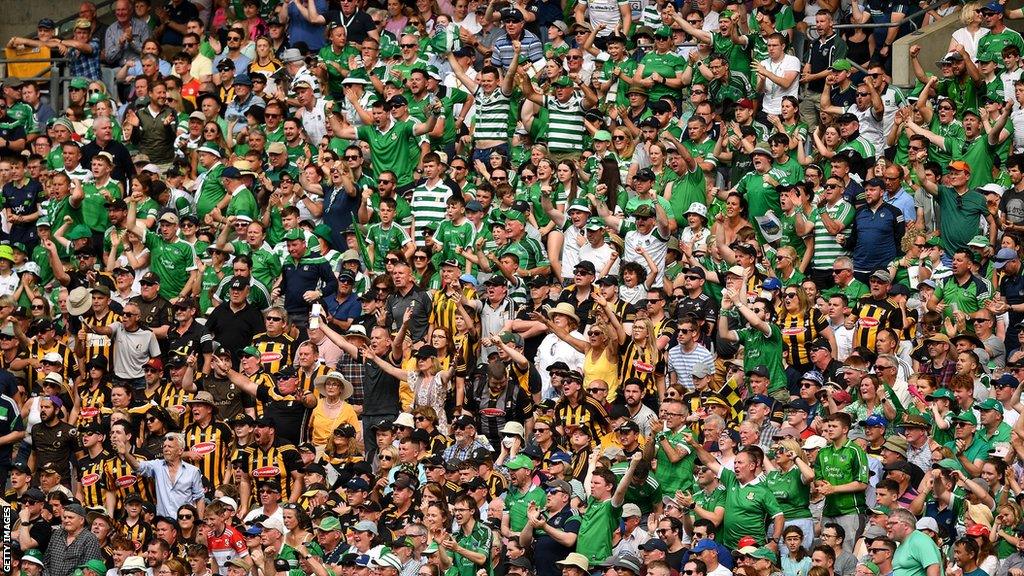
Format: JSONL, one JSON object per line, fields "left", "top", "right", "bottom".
{"left": 400, "top": 43, "right": 418, "bottom": 48}
{"left": 179, "top": 514, "right": 193, "bottom": 520}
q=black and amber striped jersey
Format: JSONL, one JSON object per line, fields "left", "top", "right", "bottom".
{"left": 452, "top": 333, "right": 479, "bottom": 379}
{"left": 27, "top": 341, "right": 77, "bottom": 391}
{"left": 77, "top": 383, "right": 111, "bottom": 427}
{"left": 554, "top": 396, "right": 609, "bottom": 445}
{"left": 154, "top": 382, "right": 195, "bottom": 429}
{"left": 429, "top": 287, "right": 476, "bottom": 336}
{"left": 618, "top": 341, "right": 659, "bottom": 399}
{"left": 252, "top": 332, "right": 296, "bottom": 376}
{"left": 249, "top": 440, "right": 303, "bottom": 496}
{"left": 485, "top": 470, "right": 508, "bottom": 500}
{"left": 183, "top": 420, "right": 234, "bottom": 488}
{"left": 298, "top": 364, "right": 331, "bottom": 396}
{"left": 76, "top": 449, "right": 112, "bottom": 508}
{"left": 427, "top": 430, "right": 450, "bottom": 455}
{"left": 778, "top": 308, "right": 829, "bottom": 370}
{"left": 652, "top": 316, "right": 678, "bottom": 345}
{"left": 120, "top": 518, "right": 153, "bottom": 551}
{"left": 104, "top": 454, "right": 153, "bottom": 509}
{"left": 243, "top": 371, "right": 276, "bottom": 417}
{"left": 2, "top": 488, "right": 21, "bottom": 515}
{"left": 854, "top": 297, "right": 904, "bottom": 350}
{"left": 81, "top": 310, "right": 121, "bottom": 371}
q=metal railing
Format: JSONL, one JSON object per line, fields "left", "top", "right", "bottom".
{"left": 834, "top": 0, "right": 956, "bottom": 30}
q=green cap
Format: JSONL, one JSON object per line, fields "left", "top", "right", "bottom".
{"left": 654, "top": 25, "right": 672, "bottom": 38}
{"left": 424, "top": 542, "right": 440, "bottom": 554}
{"left": 67, "top": 224, "right": 92, "bottom": 241}
{"left": 925, "top": 388, "right": 954, "bottom": 401}
{"left": 69, "top": 77, "right": 89, "bottom": 90}
{"left": 926, "top": 236, "right": 943, "bottom": 247}
{"left": 719, "top": 9, "right": 734, "bottom": 18}
{"left": 870, "top": 505, "right": 891, "bottom": 515}
{"left": 316, "top": 516, "right": 342, "bottom": 531}
{"left": 968, "top": 234, "right": 990, "bottom": 248}
{"left": 860, "top": 562, "right": 880, "bottom": 576}
{"left": 505, "top": 209, "right": 527, "bottom": 224}
{"left": 87, "top": 92, "right": 109, "bottom": 105}
{"left": 750, "top": 548, "right": 777, "bottom": 563}
{"left": 79, "top": 560, "right": 109, "bottom": 575}
{"left": 36, "top": 217, "right": 51, "bottom": 228}
{"left": 935, "top": 457, "right": 961, "bottom": 470}
{"left": 241, "top": 345, "right": 261, "bottom": 357}
{"left": 953, "top": 410, "right": 978, "bottom": 425}
{"left": 978, "top": 397, "right": 1004, "bottom": 413}
{"left": 552, "top": 76, "right": 573, "bottom": 88}
{"left": 22, "top": 549, "right": 44, "bottom": 566}
{"left": 313, "top": 224, "right": 333, "bottom": 246}
{"left": 283, "top": 228, "right": 305, "bottom": 242}
{"left": 977, "top": 52, "right": 1000, "bottom": 64}
{"left": 593, "top": 130, "right": 612, "bottom": 142}
{"left": 506, "top": 454, "right": 535, "bottom": 471}
{"left": 831, "top": 59, "right": 852, "bottom": 71}
{"left": 585, "top": 217, "right": 605, "bottom": 231}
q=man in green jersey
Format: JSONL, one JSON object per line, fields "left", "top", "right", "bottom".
{"left": 888, "top": 508, "right": 942, "bottom": 576}
{"left": 684, "top": 438, "right": 784, "bottom": 549}
{"left": 125, "top": 203, "right": 198, "bottom": 301}
{"left": 719, "top": 284, "right": 788, "bottom": 401}
{"left": 503, "top": 454, "right": 546, "bottom": 534}
{"left": 815, "top": 412, "right": 869, "bottom": 554}
{"left": 576, "top": 451, "right": 641, "bottom": 563}
{"left": 643, "top": 397, "right": 695, "bottom": 497}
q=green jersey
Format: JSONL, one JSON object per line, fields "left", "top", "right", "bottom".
{"left": 226, "top": 186, "right": 259, "bottom": 219}
{"left": 434, "top": 219, "right": 474, "bottom": 266}
{"left": 144, "top": 231, "right": 197, "bottom": 300}
{"left": 763, "top": 466, "right": 812, "bottom": 520}
{"left": 639, "top": 51, "right": 687, "bottom": 102}
{"left": 735, "top": 169, "right": 782, "bottom": 220}
{"left": 653, "top": 428, "right": 695, "bottom": 495}
{"left": 737, "top": 324, "right": 786, "bottom": 395}
{"left": 814, "top": 439, "right": 870, "bottom": 517}
{"left": 505, "top": 484, "right": 546, "bottom": 534}
{"left": 366, "top": 222, "right": 412, "bottom": 272}
{"left": 78, "top": 179, "right": 121, "bottom": 233}
{"left": 717, "top": 468, "right": 783, "bottom": 548}
{"left": 230, "top": 241, "right": 282, "bottom": 291}
{"left": 196, "top": 163, "right": 227, "bottom": 220}
{"left": 577, "top": 496, "right": 621, "bottom": 563}
{"left": 452, "top": 522, "right": 491, "bottom": 576}
{"left": 357, "top": 120, "right": 419, "bottom": 186}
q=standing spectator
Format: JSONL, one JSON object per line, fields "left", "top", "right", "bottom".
{"left": 842, "top": 178, "right": 906, "bottom": 281}
{"left": 101, "top": 0, "right": 149, "bottom": 94}
{"left": 278, "top": 229, "right": 338, "bottom": 330}
{"left": 84, "top": 301, "right": 161, "bottom": 388}
{"left": 281, "top": 0, "right": 329, "bottom": 51}
{"left": 111, "top": 433, "right": 205, "bottom": 517}
{"left": 815, "top": 413, "right": 869, "bottom": 554}
{"left": 61, "top": 20, "right": 102, "bottom": 81}
{"left": 887, "top": 508, "right": 942, "bottom": 576}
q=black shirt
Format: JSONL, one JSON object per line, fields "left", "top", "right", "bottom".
{"left": 206, "top": 302, "right": 267, "bottom": 362}
{"left": 532, "top": 505, "right": 581, "bottom": 576}
{"left": 804, "top": 33, "right": 846, "bottom": 93}
{"left": 0, "top": 124, "right": 26, "bottom": 158}
{"left": 81, "top": 140, "right": 135, "bottom": 186}
{"left": 326, "top": 9, "right": 376, "bottom": 44}
{"left": 357, "top": 349, "right": 401, "bottom": 417}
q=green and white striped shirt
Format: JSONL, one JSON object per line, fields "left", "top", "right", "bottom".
{"left": 410, "top": 180, "right": 455, "bottom": 246}
{"left": 545, "top": 95, "right": 586, "bottom": 154}
{"left": 811, "top": 199, "right": 854, "bottom": 269}
{"left": 473, "top": 86, "right": 512, "bottom": 143}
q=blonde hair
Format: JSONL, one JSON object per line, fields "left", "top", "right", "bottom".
{"left": 961, "top": 2, "right": 981, "bottom": 24}
{"left": 777, "top": 438, "right": 807, "bottom": 462}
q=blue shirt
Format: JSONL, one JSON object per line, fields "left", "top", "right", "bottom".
{"left": 136, "top": 458, "right": 206, "bottom": 517}
{"left": 847, "top": 202, "right": 905, "bottom": 273}
{"left": 287, "top": 0, "right": 329, "bottom": 51}
{"left": 325, "top": 291, "right": 361, "bottom": 321}
{"left": 491, "top": 31, "right": 544, "bottom": 70}
{"left": 884, "top": 187, "right": 917, "bottom": 224}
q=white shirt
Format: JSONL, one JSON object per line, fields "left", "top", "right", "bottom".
{"left": 579, "top": 242, "right": 620, "bottom": 279}
{"left": 759, "top": 54, "right": 800, "bottom": 115}
{"left": 537, "top": 331, "right": 586, "bottom": 399}
{"left": 299, "top": 98, "right": 330, "bottom": 145}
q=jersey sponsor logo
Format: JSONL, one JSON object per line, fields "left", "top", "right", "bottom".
{"left": 192, "top": 441, "right": 217, "bottom": 455}
{"left": 781, "top": 327, "right": 804, "bottom": 336}
{"left": 479, "top": 408, "right": 505, "bottom": 417}
{"left": 115, "top": 474, "right": 139, "bottom": 488}
{"left": 81, "top": 473, "right": 100, "bottom": 486}
{"left": 859, "top": 317, "right": 880, "bottom": 328}
{"left": 172, "top": 404, "right": 186, "bottom": 415}
{"left": 634, "top": 360, "right": 654, "bottom": 373}
{"left": 80, "top": 406, "right": 101, "bottom": 418}
{"left": 252, "top": 466, "right": 281, "bottom": 478}
{"left": 261, "top": 351, "right": 283, "bottom": 363}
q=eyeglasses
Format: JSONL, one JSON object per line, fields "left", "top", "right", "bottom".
{"left": 587, "top": 387, "right": 607, "bottom": 394}
{"left": 613, "top": 135, "right": 627, "bottom": 141}
{"left": 938, "top": 105, "right": 954, "bottom": 111}
{"left": 678, "top": 328, "right": 694, "bottom": 334}
{"left": 179, "top": 514, "right": 193, "bottom": 520}
{"left": 784, "top": 292, "right": 798, "bottom": 299}
{"left": 378, "top": 179, "right": 394, "bottom": 184}
{"left": 122, "top": 311, "right": 139, "bottom": 317}
{"left": 400, "top": 43, "right": 418, "bottom": 48}
{"left": 228, "top": 35, "right": 242, "bottom": 41}
{"left": 266, "top": 316, "right": 284, "bottom": 322}
{"left": 534, "top": 427, "right": 550, "bottom": 432}
{"left": 144, "top": 367, "right": 161, "bottom": 373}
{"left": 145, "top": 416, "right": 158, "bottom": 422}
{"left": 832, "top": 268, "right": 850, "bottom": 274}
{"left": 258, "top": 488, "right": 277, "bottom": 493}
{"left": 414, "top": 255, "right": 428, "bottom": 260}
{"left": 31, "top": 304, "right": 44, "bottom": 310}
{"left": 692, "top": 90, "right": 707, "bottom": 95}
{"left": 825, "top": 183, "right": 841, "bottom": 190}
{"left": 414, "top": 415, "right": 430, "bottom": 422}
{"left": 183, "top": 42, "right": 197, "bottom": 47}
{"left": 955, "top": 421, "right": 974, "bottom": 427}
{"left": 380, "top": 456, "right": 393, "bottom": 461}
{"left": 88, "top": 89, "right": 103, "bottom": 94}
{"left": 914, "top": 243, "right": 926, "bottom": 248}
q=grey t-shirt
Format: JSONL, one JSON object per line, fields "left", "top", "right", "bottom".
{"left": 110, "top": 322, "right": 161, "bottom": 379}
